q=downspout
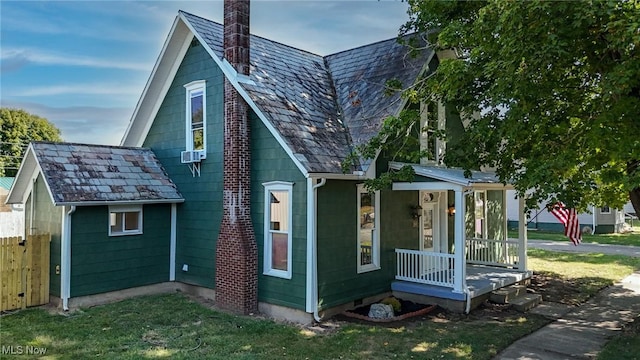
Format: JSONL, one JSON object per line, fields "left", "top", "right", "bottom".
{"left": 307, "top": 178, "right": 326, "bottom": 322}
{"left": 465, "top": 288, "right": 472, "bottom": 314}
{"left": 61, "top": 205, "right": 76, "bottom": 311}
{"left": 169, "top": 203, "right": 177, "bottom": 281}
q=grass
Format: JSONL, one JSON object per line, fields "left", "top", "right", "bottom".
{"left": 508, "top": 225, "right": 640, "bottom": 246}
{"left": 528, "top": 249, "right": 640, "bottom": 357}
{"left": 527, "top": 249, "right": 640, "bottom": 303}
{"left": 1, "top": 250, "right": 639, "bottom": 359}
{"left": 598, "top": 315, "right": 640, "bottom": 360}
{"left": 1, "top": 293, "right": 548, "bottom": 360}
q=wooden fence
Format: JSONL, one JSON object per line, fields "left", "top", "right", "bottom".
{"left": 0, "top": 234, "right": 50, "bottom": 312}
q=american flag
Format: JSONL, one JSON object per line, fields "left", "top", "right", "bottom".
{"left": 549, "top": 202, "right": 582, "bottom": 246}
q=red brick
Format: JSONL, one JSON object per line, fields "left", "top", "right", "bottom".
{"left": 215, "top": 0, "right": 257, "bottom": 315}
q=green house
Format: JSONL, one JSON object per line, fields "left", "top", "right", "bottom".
{"left": 6, "top": 143, "right": 183, "bottom": 310}
{"left": 7, "top": 9, "right": 531, "bottom": 323}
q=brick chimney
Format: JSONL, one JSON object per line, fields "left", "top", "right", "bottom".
{"left": 215, "top": 0, "right": 258, "bottom": 314}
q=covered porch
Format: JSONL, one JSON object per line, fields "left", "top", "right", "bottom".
{"left": 388, "top": 162, "right": 530, "bottom": 312}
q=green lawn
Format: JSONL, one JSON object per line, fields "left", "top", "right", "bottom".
{"left": 598, "top": 315, "right": 640, "bottom": 360}
{"left": 1, "top": 250, "right": 639, "bottom": 359}
{"left": 0, "top": 293, "right": 548, "bottom": 360}
{"left": 508, "top": 225, "right": 640, "bottom": 246}
{"left": 528, "top": 249, "right": 640, "bottom": 303}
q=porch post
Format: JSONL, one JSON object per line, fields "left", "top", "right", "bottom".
{"left": 453, "top": 190, "right": 466, "bottom": 293}
{"left": 518, "top": 196, "right": 528, "bottom": 271}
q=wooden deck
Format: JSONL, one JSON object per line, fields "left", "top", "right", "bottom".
{"left": 391, "top": 265, "right": 532, "bottom": 312}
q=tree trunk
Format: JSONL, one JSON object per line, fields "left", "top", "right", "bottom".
{"left": 630, "top": 187, "right": 640, "bottom": 218}
{"left": 629, "top": 160, "right": 640, "bottom": 217}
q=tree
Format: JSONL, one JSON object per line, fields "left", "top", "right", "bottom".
{"left": 350, "top": 0, "right": 640, "bottom": 215}
{"left": 0, "top": 108, "right": 62, "bottom": 177}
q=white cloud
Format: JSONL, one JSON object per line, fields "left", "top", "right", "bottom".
{"left": 1, "top": 48, "right": 152, "bottom": 72}
{"left": 0, "top": 100, "right": 131, "bottom": 146}
{"left": 11, "top": 83, "right": 143, "bottom": 97}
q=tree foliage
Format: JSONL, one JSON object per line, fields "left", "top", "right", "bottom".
{"left": 352, "top": 0, "right": 640, "bottom": 214}
{"left": 0, "top": 108, "right": 62, "bottom": 177}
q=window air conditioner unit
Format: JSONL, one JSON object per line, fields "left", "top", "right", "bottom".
{"left": 181, "top": 150, "right": 204, "bottom": 164}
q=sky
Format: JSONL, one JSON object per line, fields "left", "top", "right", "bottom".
{"left": 0, "top": 0, "right": 410, "bottom": 145}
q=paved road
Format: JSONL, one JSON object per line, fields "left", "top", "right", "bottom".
{"left": 526, "top": 239, "right": 640, "bottom": 257}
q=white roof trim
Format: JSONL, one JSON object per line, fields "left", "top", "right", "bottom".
{"left": 393, "top": 182, "right": 463, "bottom": 191}
{"left": 6, "top": 144, "right": 57, "bottom": 205}
{"left": 306, "top": 172, "right": 369, "bottom": 180}
{"left": 121, "top": 16, "right": 193, "bottom": 146}
{"left": 179, "top": 13, "right": 309, "bottom": 177}
{"left": 54, "top": 199, "right": 185, "bottom": 207}
{"left": 122, "top": 13, "right": 309, "bottom": 176}
{"left": 389, "top": 161, "right": 513, "bottom": 189}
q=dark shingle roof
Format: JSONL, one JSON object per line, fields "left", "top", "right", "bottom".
{"left": 326, "top": 39, "right": 431, "bottom": 150}
{"left": 181, "top": 11, "right": 433, "bottom": 173}
{"left": 32, "top": 142, "right": 183, "bottom": 205}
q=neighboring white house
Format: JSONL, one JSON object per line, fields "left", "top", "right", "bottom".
{"left": 506, "top": 190, "right": 627, "bottom": 234}
{"left": 0, "top": 177, "right": 24, "bottom": 237}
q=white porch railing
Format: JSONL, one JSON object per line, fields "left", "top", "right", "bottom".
{"left": 465, "top": 238, "right": 519, "bottom": 268}
{"left": 395, "top": 249, "right": 455, "bottom": 288}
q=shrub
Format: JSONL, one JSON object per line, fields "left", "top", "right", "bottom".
{"left": 381, "top": 297, "right": 401, "bottom": 313}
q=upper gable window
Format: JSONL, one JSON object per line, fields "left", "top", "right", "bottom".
{"left": 109, "top": 205, "right": 143, "bottom": 236}
{"left": 184, "top": 80, "right": 206, "bottom": 152}
{"left": 419, "top": 100, "right": 445, "bottom": 165}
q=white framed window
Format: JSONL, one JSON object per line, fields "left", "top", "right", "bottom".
{"left": 419, "top": 100, "right": 446, "bottom": 165}
{"left": 474, "top": 191, "right": 487, "bottom": 239}
{"left": 109, "top": 205, "right": 143, "bottom": 236}
{"left": 263, "top": 181, "right": 293, "bottom": 279}
{"left": 600, "top": 206, "right": 611, "bottom": 214}
{"left": 184, "top": 80, "right": 206, "bottom": 152}
{"left": 357, "top": 184, "right": 380, "bottom": 273}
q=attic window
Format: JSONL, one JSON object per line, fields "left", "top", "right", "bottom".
{"left": 109, "top": 205, "right": 143, "bottom": 236}
{"left": 419, "top": 100, "right": 445, "bottom": 165}
{"left": 184, "top": 80, "right": 207, "bottom": 153}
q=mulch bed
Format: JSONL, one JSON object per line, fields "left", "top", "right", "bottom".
{"left": 341, "top": 298, "right": 437, "bottom": 323}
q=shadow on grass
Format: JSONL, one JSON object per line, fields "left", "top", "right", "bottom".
{"left": 0, "top": 293, "right": 551, "bottom": 360}
{"left": 528, "top": 249, "right": 640, "bottom": 305}
{"left": 528, "top": 249, "right": 640, "bottom": 268}
{"left": 529, "top": 270, "right": 611, "bottom": 305}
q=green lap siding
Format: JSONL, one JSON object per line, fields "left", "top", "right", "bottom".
{"left": 28, "top": 174, "right": 63, "bottom": 297}
{"left": 143, "top": 42, "right": 224, "bottom": 288}
{"left": 70, "top": 204, "right": 171, "bottom": 297}
{"left": 251, "top": 111, "right": 307, "bottom": 310}
{"left": 317, "top": 180, "right": 417, "bottom": 310}
{"left": 143, "top": 41, "right": 308, "bottom": 309}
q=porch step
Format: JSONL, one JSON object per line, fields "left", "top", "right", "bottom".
{"left": 510, "top": 293, "right": 543, "bottom": 312}
{"left": 489, "top": 285, "right": 527, "bottom": 304}
{"left": 489, "top": 285, "right": 542, "bottom": 312}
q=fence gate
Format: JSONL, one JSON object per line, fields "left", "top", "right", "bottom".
{"left": 0, "top": 234, "right": 51, "bottom": 312}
